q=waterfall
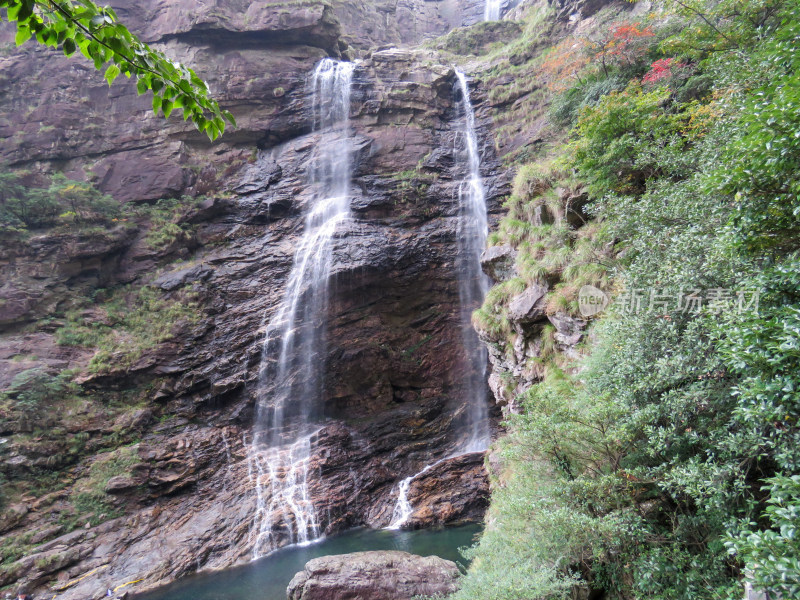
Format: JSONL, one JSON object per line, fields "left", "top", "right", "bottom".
{"left": 387, "top": 72, "right": 490, "bottom": 527}
{"left": 387, "top": 459, "right": 446, "bottom": 529}
{"left": 250, "top": 58, "right": 355, "bottom": 559}
{"left": 484, "top": 0, "right": 502, "bottom": 21}
{"left": 454, "top": 69, "right": 491, "bottom": 453}
{"left": 387, "top": 476, "right": 415, "bottom": 529}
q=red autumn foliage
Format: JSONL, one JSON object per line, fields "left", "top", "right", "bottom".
{"left": 590, "top": 22, "right": 656, "bottom": 75}
{"left": 643, "top": 57, "right": 687, "bottom": 84}
{"left": 540, "top": 37, "right": 592, "bottom": 90}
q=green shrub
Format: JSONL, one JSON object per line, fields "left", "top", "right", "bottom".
{"left": 0, "top": 172, "right": 60, "bottom": 229}
{"left": 570, "top": 82, "right": 683, "bottom": 196}
{"left": 1, "top": 368, "right": 70, "bottom": 418}
{"left": 0, "top": 171, "right": 119, "bottom": 231}
{"left": 460, "top": 2, "right": 800, "bottom": 598}
{"left": 134, "top": 196, "right": 200, "bottom": 250}
{"left": 550, "top": 75, "right": 626, "bottom": 127}
{"left": 55, "top": 285, "right": 200, "bottom": 373}
{"left": 48, "top": 173, "right": 120, "bottom": 224}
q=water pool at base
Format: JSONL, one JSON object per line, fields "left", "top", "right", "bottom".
{"left": 132, "top": 525, "right": 482, "bottom": 600}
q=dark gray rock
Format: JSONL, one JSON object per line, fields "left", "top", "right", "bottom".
{"left": 153, "top": 264, "right": 214, "bottom": 291}
{"left": 548, "top": 311, "right": 587, "bottom": 347}
{"left": 481, "top": 244, "right": 516, "bottom": 282}
{"left": 507, "top": 283, "right": 548, "bottom": 323}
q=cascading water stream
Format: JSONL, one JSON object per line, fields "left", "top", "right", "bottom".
{"left": 250, "top": 58, "right": 355, "bottom": 559}
{"left": 484, "top": 0, "right": 502, "bottom": 21}
{"left": 454, "top": 68, "right": 491, "bottom": 454}
{"left": 387, "top": 458, "right": 447, "bottom": 530}
{"left": 387, "top": 69, "right": 491, "bottom": 529}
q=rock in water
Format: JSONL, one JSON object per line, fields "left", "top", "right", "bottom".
{"left": 286, "top": 551, "right": 461, "bottom": 600}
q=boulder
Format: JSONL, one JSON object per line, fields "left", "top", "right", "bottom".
{"left": 105, "top": 476, "right": 138, "bottom": 494}
{"left": 548, "top": 312, "right": 587, "bottom": 347}
{"left": 153, "top": 264, "right": 214, "bottom": 292}
{"left": 480, "top": 244, "right": 516, "bottom": 282}
{"left": 286, "top": 551, "right": 461, "bottom": 600}
{"left": 507, "top": 284, "right": 548, "bottom": 323}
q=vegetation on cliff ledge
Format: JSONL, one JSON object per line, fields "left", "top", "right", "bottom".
{"left": 459, "top": 0, "right": 800, "bottom": 598}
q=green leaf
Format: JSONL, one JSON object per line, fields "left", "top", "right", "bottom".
{"left": 221, "top": 109, "right": 236, "bottom": 127}
{"left": 1, "top": 0, "right": 227, "bottom": 139}
{"left": 63, "top": 38, "right": 76, "bottom": 56}
{"left": 104, "top": 64, "right": 120, "bottom": 85}
{"left": 15, "top": 25, "right": 31, "bottom": 46}
{"left": 78, "top": 39, "right": 93, "bottom": 61}
{"left": 16, "top": 0, "right": 32, "bottom": 22}
{"left": 7, "top": 3, "right": 21, "bottom": 21}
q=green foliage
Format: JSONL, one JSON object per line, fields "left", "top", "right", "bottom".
{"left": 709, "top": 15, "right": 800, "bottom": 255}
{"left": 472, "top": 277, "right": 526, "bottom": 344}
{"left": 731, "top": 475, "right": 800, "bottom": 597}
{"left": 550, "top": 75, "right": 626, "bottom": 127}
{"left": 1, "top": 368, "right": 70, "bottom": 418}
{"left": 48, "top": 172, "right": 119, "bottom": 224}
{"left": 0, "top": 170, "right": 120, "bottom": 231}
{"left": 0, "top": 0, "right": 234, "bottom": 139}
{"left": 463, "top": 1, "right": 800, "bottom": 598}
{"left": 0, "top": 532, "right": 31, "bottom": 567}
{"left": 67, "top": 444, "right": 139, "bottom": 527}
{"left": 0, "top": 171, "right": 59, "bottom": 229}
{"left": 133, "top": 196, "right": 200, "bottom": 250}
{"left": 55, "top": 284, "right": 200, "bottom": 373}
{"left": 570, "top": 82, "right": 685, "bottom": 196}
{"left": 660, "top": 0, "right": 787, "bottom": 56}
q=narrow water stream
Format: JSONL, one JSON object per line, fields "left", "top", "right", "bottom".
{"left": 132, "top": 525, "right": 481, "bottom": 600}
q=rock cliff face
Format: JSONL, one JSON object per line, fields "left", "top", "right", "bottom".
{"left": 0, "top": 0, "right": 508, "bottom": 597}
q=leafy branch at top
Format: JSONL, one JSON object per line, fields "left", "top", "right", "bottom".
{"left": 0, "top": 0, "right": 236, "bottom": 140}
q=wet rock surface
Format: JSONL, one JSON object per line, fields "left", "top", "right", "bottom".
{"left": 286, "top": 550, "right": 461, "bottom": 600}
{"left": 400, "top": 452, "right": 490, "bottom": 528}
{"left": 0, "top": 1, "right": 509, "bottom": 597}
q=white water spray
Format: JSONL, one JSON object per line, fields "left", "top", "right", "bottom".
{"left": 484, "top": 0, "right": 502, "bottom": 21}
{"left": 250, "top": 58, "right": 355, "bottom": 559}
{"left": 387, "top": 459, "right": 446, "bottom": 529}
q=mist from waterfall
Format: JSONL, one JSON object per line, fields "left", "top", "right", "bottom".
{"left": 484, "top": 0, "right": 502, "bottom": 21}
{"left": 454, "top": 69, "right": 490, "bottom": 453}
{"left": 250, "top": 58, "right": 355, "bottom": 558}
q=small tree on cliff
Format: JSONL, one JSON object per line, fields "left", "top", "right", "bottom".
{"left": 0, "top": 0, "right": 235, "bottom": 139}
